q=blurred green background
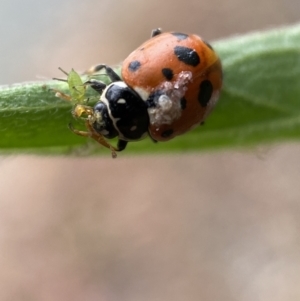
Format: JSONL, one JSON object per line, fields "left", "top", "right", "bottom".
{"left": 1, "top": 0, "right": 300, "bottom": 300}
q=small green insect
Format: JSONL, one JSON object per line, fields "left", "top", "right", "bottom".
{"left": 52, "top": 67, "right": 118, "bottom": 158}
{"left": 52, "top": 67, "right": 87, "bottom": 103}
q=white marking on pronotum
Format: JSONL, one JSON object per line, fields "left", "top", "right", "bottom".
{"left": 117, "top": 98, "right": 126, "bottom": 104}
{"left": 134, "top": 87, "right": 150, "bottom": 101}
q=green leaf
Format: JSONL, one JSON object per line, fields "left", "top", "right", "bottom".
{"left": 0, "top": 24, "right": 300, "bottom": 155}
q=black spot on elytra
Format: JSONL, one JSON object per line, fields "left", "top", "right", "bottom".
{"left": 161, "top": 68, "right": 174, "bottom": 80}
{"left": 204, "top": 41, "right": 214, "bottom": 50}
{"left": 174, "top": 46, "right": 200, "bottom": 67}
{"left": 180, "top": 97, "right": 187, "bottom": 110}
{"left": 128, "top": 60, "right": 141, "bottom": 72}
{"left": 161, "top": 129, "right": 174, "bottom": 138}
{"left": 198, "top": 80, "right": 213, "bottom": 107}
{"left": 171, "top": 32, "right": 188, "bottom": 40}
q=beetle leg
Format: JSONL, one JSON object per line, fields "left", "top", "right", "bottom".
{"left": 85, "top": 64, "right": 121, "bottom": 82}
{"left": 151, "top": 28, "right": 162, "bottom": 37}
{"left": 116, "top": 139, "right": 128, "bottom": 151}
{"left": 82, "top": 79, "right": 107, "bottom": 94}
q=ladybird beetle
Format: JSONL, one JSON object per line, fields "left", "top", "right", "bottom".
{"left": 56, "top": 28, "right": 222, "bottom": 157}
